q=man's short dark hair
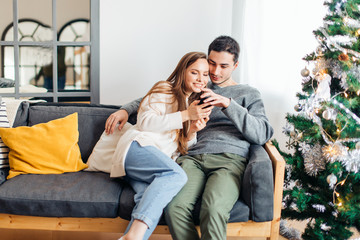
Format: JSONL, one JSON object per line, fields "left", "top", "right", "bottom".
{"left": 208, "top": 35, "right": 240, "bottom": 63}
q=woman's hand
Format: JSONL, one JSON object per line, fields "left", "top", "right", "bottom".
{"left": 181, "top": 100, "right": 213, "bottom": 122}
{"left": 200, "top": 88, "right": 231, "bottom": 108}
{"left": 105, "top": 109, "right": 129, "bottom": 134}
{"left": 187, "top": 117, "right": 209, "bottom": 141}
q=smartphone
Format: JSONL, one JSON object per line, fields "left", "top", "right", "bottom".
{"left": 198, "top": 93, "right": 211, "bottom": 108}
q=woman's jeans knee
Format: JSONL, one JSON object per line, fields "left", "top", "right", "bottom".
{"left": 123, "top": 141, "right": 187, "bottom": 239}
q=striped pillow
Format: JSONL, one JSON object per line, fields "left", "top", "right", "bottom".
{"left": 0, "top": 102, "right": 10, "bottom": 169}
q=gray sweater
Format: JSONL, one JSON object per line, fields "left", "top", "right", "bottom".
{"left": 121, "top": 82, "right": 273, "bottom": 159}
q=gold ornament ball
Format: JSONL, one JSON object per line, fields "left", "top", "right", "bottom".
{"left": 356, "top": 142, "right": 360, "bottom": 150}
{"left": 301, "top": 67, "right": 310, "bottom": 77}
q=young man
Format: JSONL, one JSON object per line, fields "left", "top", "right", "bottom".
{"left": 105, "top": 36, "right": 273, "bottom": 240}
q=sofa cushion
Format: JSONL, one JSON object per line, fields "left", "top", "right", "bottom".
{"left": 0, "top": 113, "right": 87, "bottom": 179}
{"left": 15, "top": 102, "right": 120, "bottom": 162}
{"left": 0, "top": 171, "right": 122, "bottom": 217}
{"left": 118, "top": 183, "right": 250, "bottom": 225}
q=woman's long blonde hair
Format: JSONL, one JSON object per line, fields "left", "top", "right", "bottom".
{"left": 139, "top": 51, "right": 207, "bottom": 155}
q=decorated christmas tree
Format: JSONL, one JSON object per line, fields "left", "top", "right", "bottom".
{"left": 274, "top": 0, "right": 360, "bottom": 239}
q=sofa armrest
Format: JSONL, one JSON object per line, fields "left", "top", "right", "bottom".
{"left": 264, "top": 141, "right": 286, "bottom": 236}
{"left": 241, "top": 144, "right": 274, "bottom": 222}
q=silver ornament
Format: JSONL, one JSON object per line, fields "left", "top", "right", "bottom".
{"left": 327, "top": 173, "right": 337, "bottom": 188}
{"left": 303, "top": 143, "right": 326, "bottom": 176}
{"left": 301, "top": 67, "right": 310, "bottom": 77}
{"left": 294, "top": 104, "right": 302, "bottom": 112}
{"left": 322, "top": 109, "right": 337, "bottom": 121}
{"left": 322, "top": 110, "right": 332, "bottom": 120}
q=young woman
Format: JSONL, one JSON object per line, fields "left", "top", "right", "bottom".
{"left": 108, "top": 52, "right": 212, "bottom": 240}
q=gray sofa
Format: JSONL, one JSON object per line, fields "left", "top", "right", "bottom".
{"left": 0, "top": 102, "right": 277, "bottom": 235}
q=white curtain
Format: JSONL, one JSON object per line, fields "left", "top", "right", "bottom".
{"left": 233, "top": 0, "right": 326, "bottom": 149}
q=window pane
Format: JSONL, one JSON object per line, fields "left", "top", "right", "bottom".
{"left": 0, "top": 46, "right": 15, "bottom": 93}
{"left": 0, "top": 0, "right": 13, "bottom": 41}
{"left": 19, "top": 46, "right": 50, "bottom": 94}
{"left": 63, "top": 46, "right": 90, "bottom": 91}
{"left": 18, "top": 0, "right": 52, "bottom": 41}
{"left": 59, "top": 20, "right": 90, "bottom": 42}
{"left": 58, "top": 0, "right": 90, "bottom": 42}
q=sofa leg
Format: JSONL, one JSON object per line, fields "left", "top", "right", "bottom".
{"left": 268, "top": 231, "right": 279, "bottom": 240}
{"left": 269, "top": 217, "right": 280, "bottom": 240}
{"left": 268, "top": 235, "right": 278, "bottom": 240}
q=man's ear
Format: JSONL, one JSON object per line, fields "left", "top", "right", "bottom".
{"left": 233, "top": 61, "right": 239, "bottom": 70}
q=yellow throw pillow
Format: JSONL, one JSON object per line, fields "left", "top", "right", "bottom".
{"left": 0, "top": 112, "right": 87, "bottom": 179}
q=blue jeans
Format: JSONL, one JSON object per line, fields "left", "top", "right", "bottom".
{"left": 123, "top": 141, "right": 187, "bottom": 240}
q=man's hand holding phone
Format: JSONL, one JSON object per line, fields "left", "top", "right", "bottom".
{"left": 198, "top": 93, "right": 212, "bottom": 109}
{"left": 199, "top": 88, "right": 231, "bottom": 109}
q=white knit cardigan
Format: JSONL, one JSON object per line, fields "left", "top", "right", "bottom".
{"left": 110, "top": 91, "right": 195, "bottom": 177}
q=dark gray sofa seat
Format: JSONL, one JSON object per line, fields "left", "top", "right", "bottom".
{"left": 0, "top": 102, "right": 274, "bottom": 223}
{"left": 0, "top": 171, "right": 123, "bottom": 218}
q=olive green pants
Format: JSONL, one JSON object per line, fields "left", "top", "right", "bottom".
{"left": 164, "top": 153, "right": 247, "bottom": 240}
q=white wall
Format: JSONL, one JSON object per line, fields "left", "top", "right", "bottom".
{"left": 100, "top": 0, "right": 326, "bottom": 149}
{"left": 239, "top": 0, "right": 326, "bottom": 149}
{"left": 100, "top": 0, "right": 233, "bottom": 104}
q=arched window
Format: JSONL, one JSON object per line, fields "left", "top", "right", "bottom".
{"left": 58, "top": 19, "right": 90, "bottom": 91}
{"left": 59, "top": 19, "right": 90, "bottom": 42}
{"left": 2, "top": 18, "right": 52, "bottom": 41}
{"left": 1, "top": 19, "right": 52, "bottom": 89}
